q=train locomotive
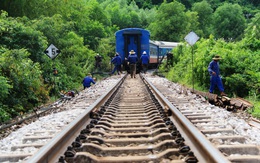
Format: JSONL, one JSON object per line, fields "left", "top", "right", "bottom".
{"left": 115, "top": 28, "right": 179, "bottom": 72}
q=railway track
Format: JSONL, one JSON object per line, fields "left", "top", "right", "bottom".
{"left": 0, "top": 76, "right": 122, "bottom": 163}
{"left": 1, "top": 73, "right": 259, "bottom": 162}
{"left": 26, "top": 74, "right": 229, "bottom": 163}
{"left": 147, "top": 75, "right": 260, "bottom": 162}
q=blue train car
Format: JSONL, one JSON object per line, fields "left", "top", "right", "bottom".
{"left": 115, "top": 28, "right": 179, "bottom": 72}
{"left": 149, "top": 40, "right": 160, "bottom": 66}
{"left": 115, "top": 28, "right": 150, "bottom": 72}
{"left": 149, "top": 40, "right": 179, "bottom": 67}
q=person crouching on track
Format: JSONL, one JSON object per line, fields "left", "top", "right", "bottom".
{"left": 82, "top": 73, "right": 95, "bottom": 89}
{"left": 111, "top": 52, "right": 122, "bottom": 75}
{"left": 140, "top": 51, "right": 149, "bottom": 74}
{"left": 127, "top": 50, "right": 138, "bottom": 78}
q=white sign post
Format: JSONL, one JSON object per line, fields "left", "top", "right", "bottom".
{"left": 184, "top": 31, "right": 199, "bottom": 92}
{"left": 184, "top": 31, "right": 200, "bottom": 46}
{"left": 44, "top": 44, "right": 61, "bottom": 99}
{"left": 44, "top": 44, "right": 60, "bottom": 60}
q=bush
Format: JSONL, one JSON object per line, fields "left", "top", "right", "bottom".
{"left": 0, "top": 105, "right": 11, "bottom": 123}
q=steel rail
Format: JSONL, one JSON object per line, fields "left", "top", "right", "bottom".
{"left": 26, "top": 74, "right": 127, "bottom": 163}
{"left": 141, "top": 74, "right": 230, "bottom": 163}
{"left": 0, "top": 103, "right": 58, "bottom": 131}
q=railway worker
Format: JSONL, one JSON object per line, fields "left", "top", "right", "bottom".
{"left": 110, "top": 52, "right": 122, "bottom": 75}
{"left": 82, "top": 73, "right": 95, "bottom": 89}
{"left": 140, "top": 51, "right": 149, "bottom": 74}
{"left": 167, "top": 52, "right": 173, "bottom": 67}
{"left": 127, "top": 50, "right": 138, "bottom": 78}
{"left": 208, "top": 55, "right": 227, "bottom": 96}
{"left": 94, "top": 53, "right": 102, "bottom": 70}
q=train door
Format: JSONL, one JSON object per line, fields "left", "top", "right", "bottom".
{"left": 124, "top": 35, "right": 140, "bottom": 58}
{"left": 123, "top": 34, "right": 141, "bottom": 72}
{"left": 127, "top": 35, "right": 138, "bottom": 55}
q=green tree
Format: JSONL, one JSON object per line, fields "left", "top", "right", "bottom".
{"left": 0, "top": 11, "right": 47, "bottom": 64}
{"left": 0, "top": 75, "right": 11, "bottom": 100}
{"left": 166, "top": 34, "right": 259, "bottom": 98}
{"left": 28, "top": 14, "right": 75, "bottom": 95}
{"left": 0, "top": 0, "right": 60, "bottom": 18}
{"left": 185, "top": 11, "right": 200, "bottom": 35}
{"left": 139, "top": 8, "right": 157, "bottom": 28}
{"left": 29, "top": 15, "right": 73, "bottom": 48}
{"left": 0, "top": 0, "right": 90, "bottom": 19}
{"left": 96, "top": 36, "right": 117, "bottom": 72}
{"left": 191, "top": 0, "right": 213, "bottom": 38}
{"left": 0, "top": 48, "right": 49, "bottom": 117}
{"left": 240, "top": 13, "right": 260, "bottom": 97}
{"left": 148, "top": 1, "right": 190, "bottom": 41}
{"left": 0, "top": 74, "right": 12, "bottom": 121}
{"left": 86, "top": 0, "right": 111, "bottom": 27}
{"left": 31, "top": 14, "right": 97, "bottom": 94}
{"left": 100, "top": 0, "right": 143, "bottom": 29}
{"left": 213, "top": 3, "right": 246, "bottom": 41}
{"left": 59, "top": 31, "right": 95, "bottom": 82}
{"left": 67, "top": 5, "right": 107, "bottom": 50}
{"left": 242, "top": 12, "right": 260, "bottom": 51}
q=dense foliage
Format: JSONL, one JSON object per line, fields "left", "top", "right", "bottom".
{"left": 163, "top": 13, "right": 260, "bottom": 98}
{"left": 0, "top": 0, "right": 259, "bottom": 122}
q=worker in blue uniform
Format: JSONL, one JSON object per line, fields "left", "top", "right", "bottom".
{"left": 111, "top": 52, "right": 122, "bottom": 75}
{"left": 140, "top": 51, "right": 149, "bottom": 74}
{"left": 127, "top": 50, "right": 138, "bottom": 78}
{"left": 82, "top": 73, "right": 95, "bottom": 89}
{"left": 208, "top": 55, "right": 227, "bottom": 96}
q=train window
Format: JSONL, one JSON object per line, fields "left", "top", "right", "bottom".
{"left": 127, "top": 37, "right": 130, "bottom": 45}
{"left": 150, "top": 45, "right": 158, "bottom": 57}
